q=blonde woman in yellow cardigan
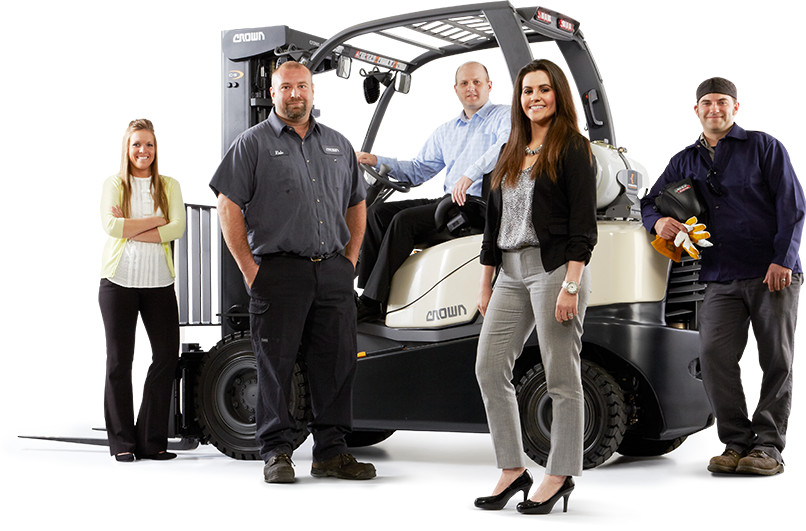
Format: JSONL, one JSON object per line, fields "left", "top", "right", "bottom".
{"left": 99, "top": 119, "right": 185, "bottom": 462}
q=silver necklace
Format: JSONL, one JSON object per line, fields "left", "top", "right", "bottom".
{"left": 525, "top": 144, "right": 543, "bottom": 156}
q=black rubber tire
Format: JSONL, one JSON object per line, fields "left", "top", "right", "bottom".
{"left": 617, "top": 435, "right": 687, "bottom": 457}
{"left": 345, "top": 430, "right": 395, "bottom": 448}
{"left": 517, "top": 359, "right": 627, "bottom": 469}
{"left": 194, "top": 333, "right": 311, "bottom": 460}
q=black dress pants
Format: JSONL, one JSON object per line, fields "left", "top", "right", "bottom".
{"left": 249, "top": 253, "right": 357, "bottom": 462}
{"left": 99, "top": 279, "right": 179, "bottom": 456}
{"left": 357, "top": 197, "right": 442, "bottom": 303}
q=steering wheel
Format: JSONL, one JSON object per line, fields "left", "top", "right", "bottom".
{"left": 360, "top": 163, "right": 411, "bottom": 193}
{"left": 434, "top": 194, "right": 488, "bottom": 236}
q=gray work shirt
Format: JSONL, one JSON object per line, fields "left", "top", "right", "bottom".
{"left": 210, "top": 108, "right": 366, "bottom": 257}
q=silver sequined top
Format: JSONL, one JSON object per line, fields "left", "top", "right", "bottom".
{"left": 498, "top": 167, "right": 540, "bottom": 250}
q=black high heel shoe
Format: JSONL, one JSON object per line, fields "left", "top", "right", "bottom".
{"left": 517, "top": 476, "right": 574, "bottom": 515}
{"left": 136, "top": 451, "right": 177, "bottom": 461}
{"left": 474, "top": 470, "right": 533, "bottom": 510}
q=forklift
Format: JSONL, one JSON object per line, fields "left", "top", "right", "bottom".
{"left": 29, "top": 2, "right": 713, "bottom": 469}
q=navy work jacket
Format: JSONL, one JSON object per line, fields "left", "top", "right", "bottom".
{"left": 641, "top": 124, "right": 804, "bottom": 282}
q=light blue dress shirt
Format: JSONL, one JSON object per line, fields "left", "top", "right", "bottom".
{"left": 376, "top": 101, "right": 510, "bottom": 197}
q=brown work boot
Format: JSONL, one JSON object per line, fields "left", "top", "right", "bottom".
{"left": 311, "top": 453, "right": 376, "bottom": 480}
{"left": 735, "top": 450, "right": 784, "bottom": 476}
{"left": 707, "top": 449, "right": 744, "bottom": 474}
{"left": 264, "top": 453, "right": 295, "bottom": 483}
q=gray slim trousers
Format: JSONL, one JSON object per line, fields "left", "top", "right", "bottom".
{"left": 476, "top": 247, "right": 589, "bottom": 476}
{"left": 699, "top": 274, "right": 801, "bottom": 463}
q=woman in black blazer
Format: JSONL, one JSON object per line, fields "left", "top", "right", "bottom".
{"left": 473, "top": 59, "right": 597, "bottom": 515}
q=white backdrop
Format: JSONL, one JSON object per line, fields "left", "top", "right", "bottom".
{"left": 2, "top": 1, "right": 804, "bottom": 529}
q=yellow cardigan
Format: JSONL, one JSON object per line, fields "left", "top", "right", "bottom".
{"left": 100, "top": 175, "right": 186, "bottom": 279}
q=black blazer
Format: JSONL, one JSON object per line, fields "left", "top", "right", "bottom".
{"left": 480, "top": 136, "right": 598, "bottom": 271}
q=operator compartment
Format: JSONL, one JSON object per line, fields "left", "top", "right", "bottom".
{"left": 383, "top": 140, "right": 671, "bottom": 328}
{"left": 384, "top": 219, "right": 670, "bottom": 329}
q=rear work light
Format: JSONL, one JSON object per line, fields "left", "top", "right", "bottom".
{"left": 534, "top": 7, "right": 577, "bottom": 33}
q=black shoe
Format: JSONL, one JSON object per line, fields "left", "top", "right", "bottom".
{"left": 114, "top": 452, "right": 135, "bottom": 462}
{"left": 311, "top": 453, "right": 376, "bottom": 480}
{"left": 357, "top": 296, "right": 383, "bottom": 322}
{"left": 264, "top": 453, "right": 295, "bottom": 483}
{"left": 474, "top": 469, "right": 533, "bottom": 510}
{"left": 517, "top": 476, "right": 574, "bottom": 515}
{"left": 137, "top": 451, "right": 177, "bottom": 461}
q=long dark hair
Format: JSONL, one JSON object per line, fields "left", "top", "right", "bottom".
{"left": 491, "top": 59, "right": 590, "bottom": 189}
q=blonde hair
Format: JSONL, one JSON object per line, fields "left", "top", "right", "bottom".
{"left": 117, "top": 118, "right": 168, "bottom": 220}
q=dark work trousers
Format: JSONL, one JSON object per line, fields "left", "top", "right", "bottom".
{"left": 98, "top": 279, "right": 179, "bottom": 456}
{"left": 699, "top": 274, "right": 801, "bottom": 462}
{"left": 249, "top": 253, "right": 357, "bottom": 463}
{"left": 357, "top": 197, "right": 442, "bottom": 303}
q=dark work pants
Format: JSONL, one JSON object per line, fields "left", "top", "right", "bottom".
{"left": 357, "top": 197, "right": 442, "bottom": 303}
{"left": 99, "top": 279, "right": 179, "bottom": 456}
{"left": 249, "top": 253, "right": 357, "bottom": 462}
{"left": 699, "top": 274, "right": 801, "bottom": 462}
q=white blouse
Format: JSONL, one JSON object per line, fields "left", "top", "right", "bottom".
{"left": 108, "top": 176, "right": 174, "bottom": 288}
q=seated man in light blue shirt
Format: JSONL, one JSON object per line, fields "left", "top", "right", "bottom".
{"left": 355, "top": 61, "right": 510, "bottom": 321}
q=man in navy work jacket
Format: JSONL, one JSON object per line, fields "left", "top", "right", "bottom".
{"left": 210, "top": 61, "right": 375, "bottom": 483}
{"left": 641, "top": 77, "right": 804, "bottom": 476}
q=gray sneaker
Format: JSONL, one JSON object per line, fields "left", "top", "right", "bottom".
{"left": 264, "top": 453, "right": 295, "bottom": 483}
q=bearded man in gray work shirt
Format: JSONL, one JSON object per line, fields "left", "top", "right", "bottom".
{"left": 210, "top": 61, "right": 375, "bottom": 483}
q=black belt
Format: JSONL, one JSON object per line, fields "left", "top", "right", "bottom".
{"left": 261, "top": 252, "right": 338, "bottom": 262}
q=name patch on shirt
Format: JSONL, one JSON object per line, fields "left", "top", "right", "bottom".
{"left": 323, "top": 146, "right": 343, "bottom": 155}
{"left": 270, "top": 149, "right": 288, "bottom": 157}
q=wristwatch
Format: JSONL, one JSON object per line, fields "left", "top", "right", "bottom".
{"left": 562, "top": 280, "right": 579, "bottom": 295}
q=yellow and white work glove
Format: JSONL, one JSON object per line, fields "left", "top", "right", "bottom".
{"left": 651, "top": 216, "right": 713, "bottom": 262}
{"left": 673, "top": 216, "right": 712, "bottom": 260}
